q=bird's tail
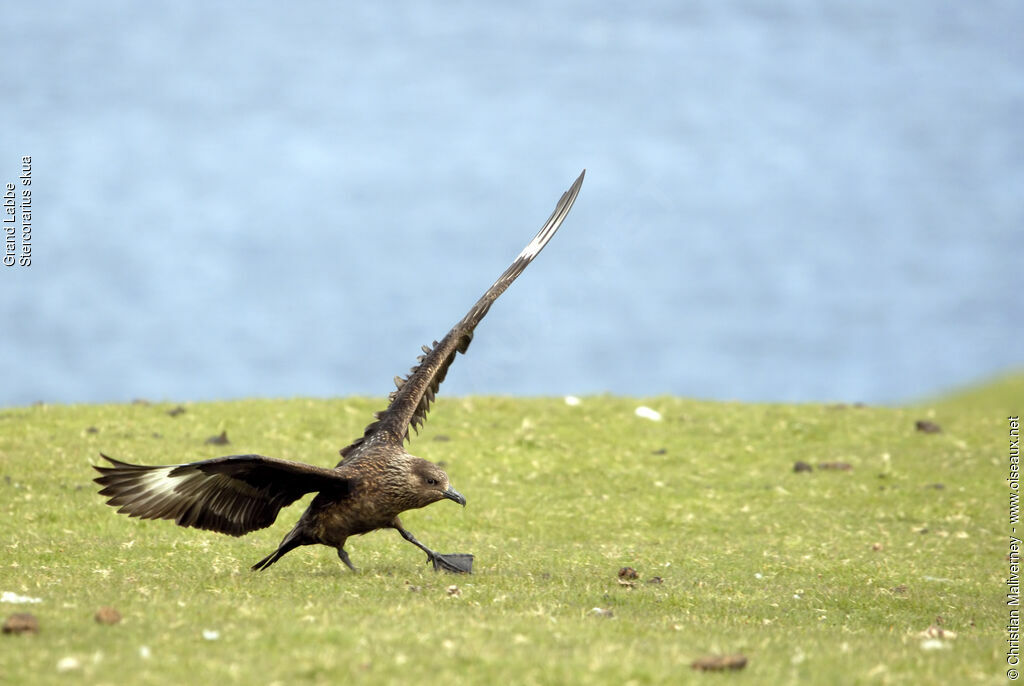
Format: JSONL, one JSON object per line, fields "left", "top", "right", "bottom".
{"left": 251, "top": 529, "right": 308, "bottom": 572}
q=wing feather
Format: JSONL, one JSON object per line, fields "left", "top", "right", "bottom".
{"left": 339, "top": 170, "right": 584, "bottom": 463}
{"left": 94, "top": 453, "right": 352, "bottom": 536}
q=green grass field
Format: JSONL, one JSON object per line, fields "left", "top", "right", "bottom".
{"left": 1, "top": 376, "right": 1018, "bottom": 684}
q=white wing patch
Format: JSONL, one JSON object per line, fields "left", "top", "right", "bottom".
{"left": 517, "top": 228, "right": 550, "bottom": 261}
{"left": 509, "top": 170, "right": 584, "bottom": 265}
{"left": 138, "top": 465, "right": 183, "bottom": 497}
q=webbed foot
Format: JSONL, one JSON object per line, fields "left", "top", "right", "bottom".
{"left": 428, "top": 552, "right": 474, "bottom": 574}
{"left": 395, "top": 523, "right": 473, "bottom": 574}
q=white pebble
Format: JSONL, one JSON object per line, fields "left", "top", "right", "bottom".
{"left": 56, "top": 657, "right": 81, "bottom": 672}
{"left": 1, "top": 591, "right": 42, "bottom": 604}
{"left": 202, "top": 629, "right": 220, "bottom": 641}
{"left": 634, "top": 406, "right": 662, "bottom": 421}
{"left": 564, "top": 395, "right": 581, "bottom": 406}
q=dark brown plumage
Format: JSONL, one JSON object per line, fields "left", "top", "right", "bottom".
{"left": 94, "top": 170, "right": 585, "bottom": 574}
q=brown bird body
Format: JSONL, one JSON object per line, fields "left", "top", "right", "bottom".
{"left": 94, "top": 170, "right": 584, "bottom": 574}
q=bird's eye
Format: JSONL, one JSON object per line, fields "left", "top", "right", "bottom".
{"left": 426, "top": 478, "right": 437, "bottom": 486}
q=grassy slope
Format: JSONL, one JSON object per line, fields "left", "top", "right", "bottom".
{"left": 0, "top": 375, "right": 1018, "bottom": 685}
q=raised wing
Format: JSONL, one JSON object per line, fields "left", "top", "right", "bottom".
{"left": 339, "top": 170, "right": 585, "bottom": 462}
{"left": 94, "top": 453, "right": 352, "bottom": 536}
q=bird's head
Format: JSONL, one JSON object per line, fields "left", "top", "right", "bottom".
{"left": 407, "top": 457, "right": 466, "bottom": 509}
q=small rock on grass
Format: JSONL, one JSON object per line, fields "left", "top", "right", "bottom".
{"left": 793, "top": 461, "right": 813, "bottom": 473}
{"left": 3, "top": 613, "right": 39, "bottom": 635}
{"left": 95, "top": 607, "right": 122, "bottom": 625}
{"left": 1, "top": 591, "right": 41, "bottom": 603}
{"left": 915, "top": 420, "right": 942, "bottom": 434}
{"left": 691, "top": 654, "right": 748, "bottom": 671}
{"left": 56, "top": 656, "right": 81, "bottom": 672}
{"left": 634, "top": 406, "right": 662, "bottom": 421}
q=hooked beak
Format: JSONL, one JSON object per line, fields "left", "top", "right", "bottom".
{"left": 443, "top": 486, "right": 466, "bottom": 507}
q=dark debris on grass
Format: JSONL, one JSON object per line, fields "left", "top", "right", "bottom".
{"left": 3, "top": 613, "right": 39, "bottom": 635}
{"left": 205, "top": 430, "right": 230, "bottom": 446}
{"left": 691, "top": 654, "right": 748, "bottom": 671}
{"left": 95, "top": 606, "right": 122, "bottom": 625}
{"left": 618, "top": 567, "right": 639, "bottom": 581}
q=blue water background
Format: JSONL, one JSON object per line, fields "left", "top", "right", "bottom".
{"left": 1, "top": 1, "right": 1022, "bottom": 407}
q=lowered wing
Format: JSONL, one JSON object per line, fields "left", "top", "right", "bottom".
{"left": 94, "top": 453, "right": 352, "bottom": 536}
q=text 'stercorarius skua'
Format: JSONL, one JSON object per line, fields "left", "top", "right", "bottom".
{"left": 94, "top": 170, "right": 585, "bottom": 574}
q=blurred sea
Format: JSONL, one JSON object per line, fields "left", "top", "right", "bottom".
{"left": 1, "top": 1, "right": 1021, "bottom": 407}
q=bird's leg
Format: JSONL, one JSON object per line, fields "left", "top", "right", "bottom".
{"left": 337, "top": 546, "right": 357, "bottom": 572}
{"left": 393, "top": 523, "right": 473, "bottom": 574}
